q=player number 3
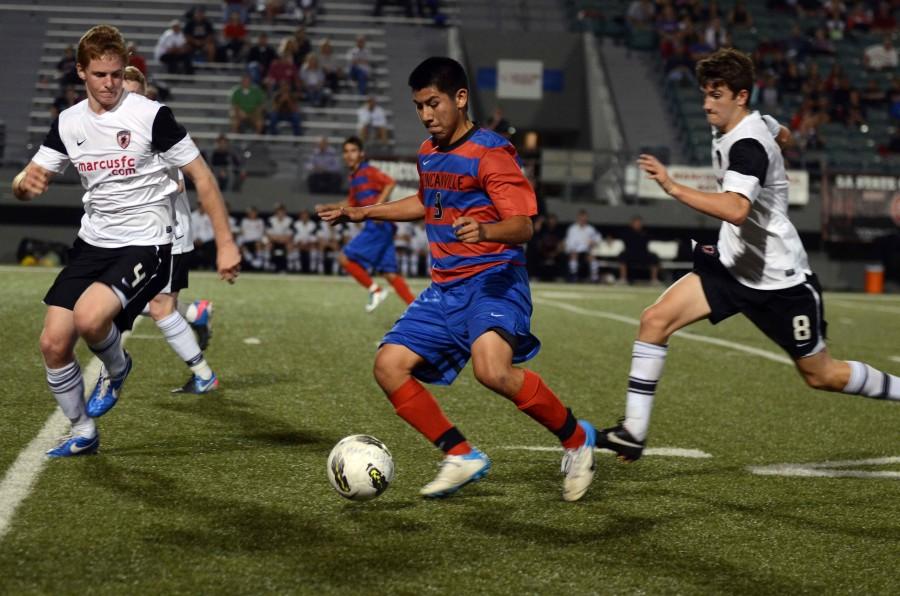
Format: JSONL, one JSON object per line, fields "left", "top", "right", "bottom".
{"left": 434, "top": 191, "right": 443, "bottom": 220}
{"left": 792, "top": 315, "right": 811, "bottom": 341}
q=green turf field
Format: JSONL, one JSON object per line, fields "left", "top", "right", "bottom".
{"left": 0, "top": 267, "right": 897, "bottom": 594}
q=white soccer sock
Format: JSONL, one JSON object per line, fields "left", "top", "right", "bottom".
{"left": 45, "top": 361, "right": 95, "bottom": 438}
{"left": 624, "top": 340, "right": 669, "bottom": 441}
{"left": 89, "top": 325, "right": 128, "bottom": 379}
{"left": 156, "top": 311, "right": 203, "bottom": 366}
{"left": 368, "top": 283, "right": 379, "bottom": 293}
{"left": 189, "top": 360, "right": 214, "bottom": 381}
{"left": 844, "top": 361, "right": 900, "bottom": 401}
{"left": 568, "top": 257, "right": 578, "bottom": 276}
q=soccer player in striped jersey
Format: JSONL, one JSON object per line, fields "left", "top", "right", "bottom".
{"left": 597, "top": 48, "right": 899, "bottom": 463}
{"left": 319, "top": 57, "right": 596, "bottom": 501}
{"left": 320, "top": 137, "right": 416, "bottom": 312}
{"left": 123, "top": 66, "right": 219, "bottom": 394}
{"left": 11, "top": 26, "right": 239, "bottom": 457}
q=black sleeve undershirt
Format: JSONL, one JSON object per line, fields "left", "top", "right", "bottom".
{"left": 151, "top": 106, "right": 188, "bottom": 153}
{"left": 727, "top": 138, "right": 768, "bottom": 183}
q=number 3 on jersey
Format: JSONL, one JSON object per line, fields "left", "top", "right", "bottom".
{"left": 433, "top": 191, "right": 443, "bottom": 220}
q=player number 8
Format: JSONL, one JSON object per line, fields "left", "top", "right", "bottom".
{"left": 792, "top": 315, "right": 811, "bottom": 341}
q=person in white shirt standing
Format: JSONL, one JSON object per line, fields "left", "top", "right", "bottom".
{"left": 564, "top": 210, "right": 601, "bottom": 282}
{"left": 597, "top": 48, "right": 900, "bottom": 463}
{"left": 123, "top": 66, "right": 218, "bottom": 393}
{"left": 12, "top": 26, "right": 240, "bottom": 457}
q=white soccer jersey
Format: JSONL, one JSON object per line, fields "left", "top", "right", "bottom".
{"left": 169, "top": 168, "right": 193, "bottom": 255}
{"left": 564, "top": 223, "right": 601, "bottom": 254}
{"left": 293, "top": 219, "right": 318, "bottom": 243}
{"left": 712, "top": 111, "right": 809, "bottom": 290}
{"left": 191, "top": 209, "right": 214, "bottom": 244}
{"left": 32, "top": 92, "right": 199, "bottom": 248}
{"left": 267, "top": 214, "right": 294, "bottom": 236}
{"left": 394, "top": 221, "right": 412, "bottom": 249}
{"left": 240, "top": 217, "right": 265, "bottom": 244}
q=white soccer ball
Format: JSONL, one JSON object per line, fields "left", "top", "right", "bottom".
{"left": 327, "top": 435, "right": 395, "bottom": 501}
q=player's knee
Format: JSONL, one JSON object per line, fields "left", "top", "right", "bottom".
{"left": 472, "top": 359, "right": 513, "bottom": 394}
{"left": 72, "top": 307, "right": 104, "bottom": 337}
{"left": 373, "top": 351, "right": 402, "bottom": 392}
{"left": 39, "top": 330, "right": 71, "bottom": 365}
{"left": 639, "top": 304, "right": 669, "bottom": 338}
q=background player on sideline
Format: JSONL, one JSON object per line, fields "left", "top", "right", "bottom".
{"left": 123, "top": 66, "right": 219, "bottom": 394}
{"left": 319, "top": 57, "right": 596, "bottom": 501}
{"left": 597, "top": 48, "right": 899, "bottom": 463}
{"left": 319, "top": 137, "right": 415, "bottom": 312}
{"left": 11, "top": 25, "right": 239, "bottom": 457}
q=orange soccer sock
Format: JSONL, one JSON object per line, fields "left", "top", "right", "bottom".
{"left": 388, "top": 378, "right": 472, "bottom": 455}
{"left": 388, "top": 276, "right": 416, "bottom": 304}
{"left": 511, "top": 369, "right": 586, "bottom": 449}
{"left": 343, "top": 259, "right": 376, "bottom": 290}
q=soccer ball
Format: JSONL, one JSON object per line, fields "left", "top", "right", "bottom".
{"left": 327, "top": 435, "right": 395, "bottom": 501}
{"left": 184, "top": 299, "right": 212, "bottom": 325}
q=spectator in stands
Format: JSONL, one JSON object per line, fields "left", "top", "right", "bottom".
{"left": 191, "top": 202, "right": 217, "bottom": 270}
{"left": 846, "top": 2, "right": 873, "bottom": 33}
{"left": 301, "top": 52, "right": 329, "bottom": 107}
{"left": 845, "top": 90, "right": 867, "bottom": 128}
{"left": 618, "top": 216, "right": 660, "bottom": 285}
{"left": 222, "top": 11, "right": 248, "bottom": 61}
{"left": 871, "top": 1, "right": 897, "bottom": 32}
{"left": 535, "top": 213, "right": 565, "bottom": 282}
{"left": 266, "top": 203, "right": 295, "bottom": 271}
{"left": 357, "top": 96, "right": 389, "bottom": 143}
{"left": 779, "top": 61, "right": 805, "bottom": 95}
{"left": 210, "top": 134, "right": 245, "bottom": 191}
{"left": 265, "top": 49, "right": 301, "bottom": 93}
{"left": 888, "top": 78, "right": 900, "bottom": 121}
{"left": 486, "top": 107, "right": 515, "bottom": 138}
{"left": 864, "top": 36, "right": 898, "bottom": 71}
{"left": 655, "top": 3, "right": 681, "bottom": 38}
{"left": 230, "top": 73, "right": 266, "bottom": 134}
{"left": 319, "top": 38, "right": 344, "bottom": 94}
{"left": 665, "top": 43, "right": 696, "bottom": 84}
{"left": 825, "top": 5, "right": 847, "bottom": 41}
{"left": 861, "top": 78, "right": 887, "bottom": 110}
{"left": 783, "top": 25, "right": 810, "bottom": 61}
{"left": 247, "top": 33, "right": 277, "bottom": 85}
{"left": 565, "top": 210, "right": 601, "bottom": 283}
{"left": 756, "top": 74, "right": 780, "bottom": 113}
{"left": 626, "top": 0, "right": 656, "bottom": 32}
{"left": 55, "top": 46, "right": 80, "bottom": 90}
{"left": 791, "top": 97, "right": 828, "bottom": 149}
{"left": 297, "top": 0, "right": 318, "bottom": 26}
{"left": 239, "top": 206, "right": 266, "bottom": 270}
{"left": 290, "top": 210, "right": 319, "bottom": 272}
{"left": 223, "top": 0, "right": 251, "bottom": 24}
{"left": 885, "top": 127, "right": 900, "bottom": 153}
{"left": 184, "top": 6, "right": 216, "bottom": 55}
{"left": 306, "top": 136, "right": 344, "bottom": 193}
{"left": 155, "top": 20, "right": 194, "bottom": 74}
{"left": 809, "top": 28, "right": 837, "bottom": 56}
{"left": 347, "top": 35, "right": 372, "bottom": 95}
{"left": 267, "top": 80, "right": 303, "bottom": 136}
{"left": 126, "top": 42, "right": 147, "bottom": 75}
{"left": 293, "top": 26, "right": 312, "bottom": 66}
{"left": 51, "top": 86, "right": 80, "bottom": 119}
{"left": 703, "top": 17, "right": 728, "bottom": 50}
{"left": 262, "top": 0, "right": 287, "bottom": 24}
{"left": 198, "top": 36, "right": 228, "bottom": 64}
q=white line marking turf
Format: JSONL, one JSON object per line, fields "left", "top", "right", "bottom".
{"left": 891, "top": 356, "right": 900, "bottom": 364}
{"left": 748, "top": 457, "right": 900, "bottom": 479}
{"left": 0, "top": 325, "right": 136, "bottom": 543}
{"left": 502, "top": 446, "right": 712, "bottom": 458}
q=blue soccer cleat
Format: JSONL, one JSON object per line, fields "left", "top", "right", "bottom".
{"left": 171, "top": 372, "right": 219, "bottom": 394}
{"left": 419, "top": 447, "right": 492, "bottom": 498}
{"left": 46, "top": 433, "right": 100, "bottom": 458}
{"left": 561, "top": 420, "right": 597, "bottom": 502}
{"left": 85, "top": 352, "right": 132, "bottom": 418}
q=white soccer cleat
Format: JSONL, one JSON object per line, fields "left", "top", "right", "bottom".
{"left": 365, "top": 287, "right": 390, "bottom": 313}
{"left": 561, "top": 420, "right": 597, "bottom": 502}
{"left": 419, "top": 448, "right": 491, "bottom": 498}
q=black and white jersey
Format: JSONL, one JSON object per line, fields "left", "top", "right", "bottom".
{"left": 292, "top": 219, "right": 318, "bottom": 243}
{"left": 32, "top": 92, "right": 200, "bottom": 248}
{"left": 168, "top": 167, "right": 193, "bottom": 255}
{"left": 711, "top": 111, "right": 809, "bottom": 290}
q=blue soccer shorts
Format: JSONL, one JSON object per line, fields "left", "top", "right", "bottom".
{"left": 343, "top": 221, "right": 398, "bottom": 273}
{"left": 381, "top": 263, "right": 541, "bottom": 385}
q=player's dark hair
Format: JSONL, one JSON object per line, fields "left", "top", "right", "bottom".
{"left": 695, "top": 48, "right": 755, "bottom": 99}
{"left": 408, "top": 57, "right": 469, "bottom": 95}
{"left": 343, "top": 136, "right": 364, "bottom": 150}
{"left": 77, "top": 25, "right": 128, "bottom": 69}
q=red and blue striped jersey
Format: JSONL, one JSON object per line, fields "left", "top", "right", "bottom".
{"left": 348, "top": 161, "right": 394, "bottom": 208}
{"left": 417, "top": 127, "right": 537, "bottom": 285}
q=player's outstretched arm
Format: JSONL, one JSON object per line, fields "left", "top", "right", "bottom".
{"left": 181, "top": 156, "right": 241, "bottom": 283}
{"left": 453, "top": 215, "right": 533, "bottom": 244}
{"left": 637, "top": 154, "right": 751, "bottom": 226}
{"left": 317, "top": 194, "right": 425, "bottom": 225}
{"left": 11, "top": 162, "right": 52, "bottom": 201}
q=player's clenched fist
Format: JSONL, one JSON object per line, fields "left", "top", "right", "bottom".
{"left": 12, "top": 164, "right": 52, "bottom": 201}
{"left": 216, "top": 241, "right": 241, "bottom": 284}
{"left": 453, "top": 216, "right": 485, "bottom": 243}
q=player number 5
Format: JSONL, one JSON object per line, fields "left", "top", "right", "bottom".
{"left": 792, "top": 315, "right": 811, "bottom": 341}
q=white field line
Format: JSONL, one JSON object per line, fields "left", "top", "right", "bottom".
{"left": 830, "top": 300, "right": 900, "bottom": 315}
{"left": 891, "top": 356, "right": 900, "bottom": 364}
{"left": 0, "top": 325, "right": 136, "bottom": 543}
{"left": 748, "top": 457, "right": 900, "bottom": 479}
{"left": 533, "top": 298, "right": 792, "bottom": 365}
{"left": 502, "top": 446, "right": 712, "bottom": 458}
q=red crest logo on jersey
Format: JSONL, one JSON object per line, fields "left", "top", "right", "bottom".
{"left": 116, "top": 130, "right": 131, "bottom": 149}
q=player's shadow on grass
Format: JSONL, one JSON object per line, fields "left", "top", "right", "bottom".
{"left": 76, "top": 461, "right": 439, "bottom": 588}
